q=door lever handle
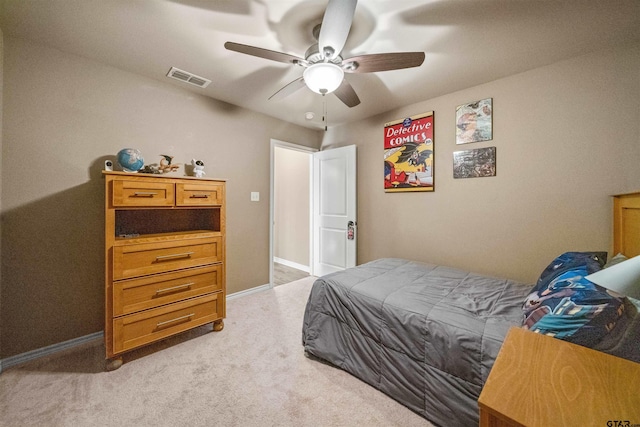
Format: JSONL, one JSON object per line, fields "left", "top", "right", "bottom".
{"left": 347, "top": 220, "right": 356, "bottom": 240}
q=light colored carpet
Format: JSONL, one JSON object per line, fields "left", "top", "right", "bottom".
{"left": 0, "top": 277, "right": 432, "bottom": 427}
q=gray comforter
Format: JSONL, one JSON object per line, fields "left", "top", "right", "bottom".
{"left": 302, "top": 258, "right": 533, "bottom": 427}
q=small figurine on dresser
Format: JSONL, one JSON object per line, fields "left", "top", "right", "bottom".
{"left": 158, "top": 154, "right": 180, "bottom": 173}
{"left": 192, "top": 159, "right": 206, "bottom": 178}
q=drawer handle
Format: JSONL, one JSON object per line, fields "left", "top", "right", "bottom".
{"left": 155, "top": 282, "right": 194, "bottom": 294}
{"left": 156, "top": 313, "right": 194, "bottom": 328}
{"left": 190, "top": 194, "right": 209, "bottom": 199}
{"left": 132, "top": 192, "right": 158, "bottom": 197}
{"left": 155, "top": 252, "right": 195, "bottom": 261}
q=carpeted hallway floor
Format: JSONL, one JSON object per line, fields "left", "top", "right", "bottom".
{"left": 0, "top": 277, "right": 432, "bottom": 427}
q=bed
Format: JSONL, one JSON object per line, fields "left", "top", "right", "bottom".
{"left": 302, "top": 192, "right": 640, "bottom": 427}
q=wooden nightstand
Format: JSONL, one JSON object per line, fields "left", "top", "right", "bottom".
{"left": 478, "top": 327, "right": 640, "bottom": 427}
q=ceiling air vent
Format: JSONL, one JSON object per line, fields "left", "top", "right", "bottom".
{"left": 166, "top": 67, "right": 211, "bottom": 88}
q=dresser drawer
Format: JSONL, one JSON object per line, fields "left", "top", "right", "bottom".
{"left": 113, "top": 264, "right": 223, "bottom": 316}
{"left": 113, "top": 293, "right": 221, "bottom": 354}
{"left": 112, "top": 180, "right": 174, "bottom": 207}
{"left": 113, "top": 236, "right": 223, "bottom": 280}
{"left": 176, "top": 182, "right": 223, "bottom": 206}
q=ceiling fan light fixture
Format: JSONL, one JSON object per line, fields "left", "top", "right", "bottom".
{"left": 303, "top": 63, "right": 344, "bottom": 95}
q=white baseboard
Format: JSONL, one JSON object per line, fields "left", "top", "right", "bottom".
{"left": 0, "top": 285, "right": 275, "bottom": 374}
{"left": 227, "top": 283, "right": 271, "bottom": 300}
{"left": 0, "top": 331, "right": 104, "bottom": 373}
{"left": 274, "top": 257, "right": 310, "bottom": 273}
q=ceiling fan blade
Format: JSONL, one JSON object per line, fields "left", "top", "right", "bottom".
{"left": 224, "top": 41, "right": 305, "bottom": 65}
{"left": 268, "top": 77, "right": 306, "bottom": 101}
{"left": 318, "top": 0, "right": 357, "bottom": 59}
{"left": 333, "top": 79, "right": 360, "bottom": 108}
{"left": 343, "top": 52, "right": 425, "bottom": 73}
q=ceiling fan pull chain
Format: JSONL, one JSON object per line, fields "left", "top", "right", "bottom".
{"left": 323, "top": 95, "right": 328, "bottom": 132}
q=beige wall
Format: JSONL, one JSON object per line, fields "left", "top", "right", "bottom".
{"left": 274, "top": 146, "right": 310, "bottom": 267}
{"left": 324, "top": 43, "right": 640, "bottom": 284}
{"left": 0, "top": 37, "right": 320, "bottom": 358}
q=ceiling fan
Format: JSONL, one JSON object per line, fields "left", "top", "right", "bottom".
{"left": 224, "top": 0, "right": 425, "bottom": 108}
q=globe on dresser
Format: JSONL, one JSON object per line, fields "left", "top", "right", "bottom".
{"left": 116, "top": 148, "right": 144, "bottom": 173}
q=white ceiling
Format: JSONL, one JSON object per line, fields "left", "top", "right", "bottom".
{"left": 1, "top": 0, "right": 639, "bottom": 130}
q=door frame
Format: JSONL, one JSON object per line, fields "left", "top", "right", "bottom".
{"left": 269, "top": 139, "right": 317, "bottom": 287}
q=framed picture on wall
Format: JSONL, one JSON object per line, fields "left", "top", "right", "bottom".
{"left": 456, "top": 98, "right": 493, "bottom": 144}
{"left": 384, "top": 112, "right": 434, "bottom": 192}
{"left": 453, "top": 147, "right": 496, "bottom": 179}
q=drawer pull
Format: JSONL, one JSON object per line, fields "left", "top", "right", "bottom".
{"left": 132, "top": 192, "right": 158, "bottom": 197}
{"left": 155, "top": 252, "right": 195, "bottom": 261}
{"left": 155, "top": 282, "right": 194, "bottom": 294}
{"left": 156, "top": 313, "right": 194, "bottom": 328}
{"left": 190, "top": 194, "right": 209, "bottom": 199}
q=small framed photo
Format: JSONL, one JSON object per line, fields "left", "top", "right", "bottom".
{"left": 456, "top": 98, "right": 492, "bottom": 144}
{"left": 453, "top": 147, "right": 496, "bottom": 179}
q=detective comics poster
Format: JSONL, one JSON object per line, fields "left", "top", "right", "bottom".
{"left": 384, "top": 112, "right": 434, "bottom": 192}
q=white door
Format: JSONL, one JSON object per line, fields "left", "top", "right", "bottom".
{"left": 313, "top": 145, "right": 357, "bottom": 277}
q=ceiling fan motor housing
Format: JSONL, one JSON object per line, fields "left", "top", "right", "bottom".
{"left": 304, "top": 44, "right": 342, "bottom": 65}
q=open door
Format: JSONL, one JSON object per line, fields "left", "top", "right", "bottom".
{"left": 313, "top": 145, "right": 357, "bottom": 277}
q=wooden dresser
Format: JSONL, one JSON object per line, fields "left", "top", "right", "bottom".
{"left": 103, "top": 171, "right": 226, "bottom": 370}
{"left": 478, "top": 327, "right": 640, "bottom": 427}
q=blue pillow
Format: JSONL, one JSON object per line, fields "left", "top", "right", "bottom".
{"left": 522, "top": 252, "right": 626, "bottom": 347}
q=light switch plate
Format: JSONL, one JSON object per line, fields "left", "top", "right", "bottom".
{"left": 251, "top": 192, "right": 260, "bottom": 202}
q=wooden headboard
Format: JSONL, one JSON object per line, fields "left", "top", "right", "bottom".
{"left": 613, "top": 191, "right": 640, "bottom": 257}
